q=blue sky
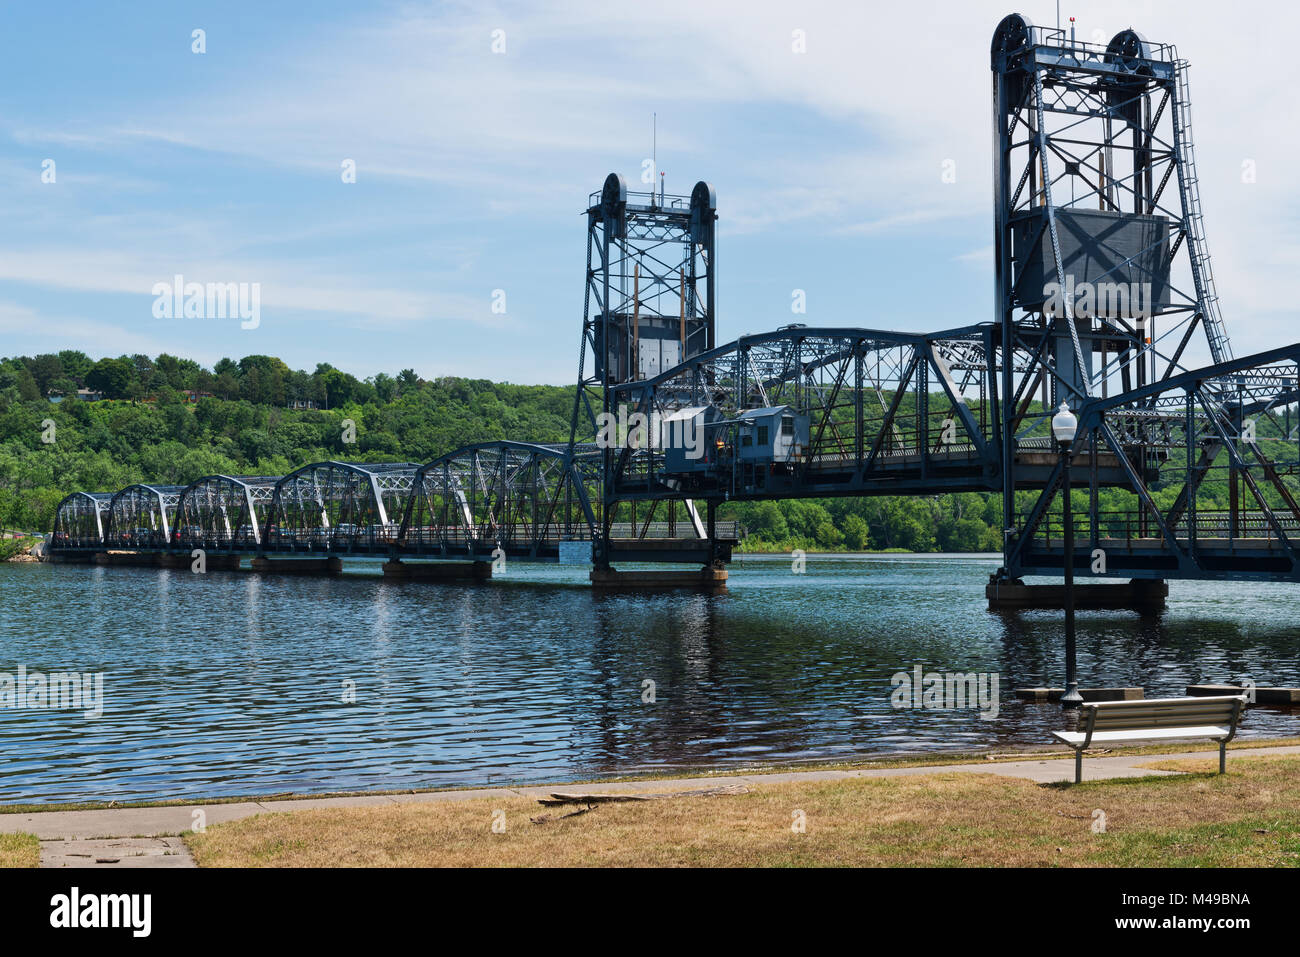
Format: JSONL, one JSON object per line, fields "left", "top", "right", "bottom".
{"left": 1, "top": 0, "right": 1297, "bottom": 384}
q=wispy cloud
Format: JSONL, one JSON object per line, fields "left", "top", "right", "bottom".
{"left": 0, "top": 248, "right": 492, "bottom": 323}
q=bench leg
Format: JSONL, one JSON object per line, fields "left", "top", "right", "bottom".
{"left": 1075, "top": 749, "right": 1083, "bottom": 785}
{"left": 1219, "top": 740, "right": 1226, "bottom": 775}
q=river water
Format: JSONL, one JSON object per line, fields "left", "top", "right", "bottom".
{"left": 1, "top": 554, "right": 1297, "bottom": 804}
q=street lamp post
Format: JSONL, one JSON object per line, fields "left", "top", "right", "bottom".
{"left": 1053, "top": 402, "right": 1083, "bottom": 710}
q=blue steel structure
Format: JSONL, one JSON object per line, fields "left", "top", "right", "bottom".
{"left": 49, "top": 14, "right": 1300, "bottom": 587}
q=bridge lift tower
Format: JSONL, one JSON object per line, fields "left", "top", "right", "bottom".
{"left": 571, "top": 172, "right": 719, "bottom": 567}
{"left": 991, "top": 13, "right": 1240, "bottom": 582}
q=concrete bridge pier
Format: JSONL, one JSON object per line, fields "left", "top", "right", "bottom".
{"left": 382, "top": 560, "right": 492, "bottom": 582}
{"left": 250, "top": 556, "right": 343, "bottom": 576}
{"left": 91, "top": 551, "right": 165, "bottom": 568}
{"left": 986, "top": 577, "right": 1167, "bottom": 612}
{"left": 187, "top": 553, "right": 241, "bottom": 571}
{"left": 47, "top": 552, "right": 97, "bottom": 564}
{"left": 589, "top": 564, "right": 728, "bottom": 593}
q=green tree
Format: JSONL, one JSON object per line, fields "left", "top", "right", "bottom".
{"left": 815, "top": 521, "right": 844, "bottom": 549}
{"left": 747, "top": 501, "right": 789, "bottom": 540}
{"left": 29, "top": 354, "right": 64, "bottom": 394}
{"left": 14, "top": 368, "right": 40, "bottom": 402}
{"left": 842, "top": 513, "right": 870, "bottom": 550}
{"left": 86, "top": 358, "right": 133, "bottom": 399}
{"left": 57, "top": 350, "right": 93, "bottom": 384}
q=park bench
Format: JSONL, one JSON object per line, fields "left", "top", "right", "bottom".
{"left": 1052, "top": 695, "right": 1248, "bottom": 784}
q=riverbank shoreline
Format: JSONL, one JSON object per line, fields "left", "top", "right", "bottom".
{"left": 8, "top": 740, "right": 1300, "bottom": 868}
{"left": 0, "top": 535, "right": 41, "bottom": 562}
{"left": 5, "top": 735, "right": 1298, "bottom": 819}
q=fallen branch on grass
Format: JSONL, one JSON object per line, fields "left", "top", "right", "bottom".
{"left": 536, "top": 783, "right": 748, "bottom": 807}
{"left": 530, "top": 805, "right": 598, "bottom": 825}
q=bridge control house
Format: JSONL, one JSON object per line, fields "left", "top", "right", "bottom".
{"left": 731, "top": 406, "right": 810, "bottom": 494}
{"left": 661, "top": 404, "right": 810, "bottom": 495}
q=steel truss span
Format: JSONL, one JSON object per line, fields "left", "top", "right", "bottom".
{"left": 105, "top": 484, "right": 185, "bottom": 548}
{"left": 397, "top": 442, "right": 601, "bottom": 560}
{"left": 46, "top": 14, "right": 1300, "bottom": 585}
{"left": 265, "top": 461, "right": 420, "bottom": 554}
{"left": 609, "top": 325, "right": 1003, "bottom": 500}
{"left": 175, "top": 475, "right": 279, "bottom": 550}
{"left": 50, "top": 445, "right": 732, "bottom": 564}
{"left": 50, "top": 491, "right": 113, "bottom": 550}
{"left": 1012, "top": 344, "right": 1300, "bottom": 582}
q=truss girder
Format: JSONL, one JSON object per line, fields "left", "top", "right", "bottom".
{"left": 173, "top": 475, "right": 279, "bottom": 550}
{"left": 51, "top": 491, "right": 113, "bottom": 549}
{"left": 607, "top": 325, "right": 1000, "bottom": 500}
{"left": 265, "top": 461, "right": 419, "bottom": 553}
{"left": 103, "top": 484, "right": 184, "bottom": 547}
{"left": 397, "top": 442, "right": 600, "bottom": 560}
{"left": 1004, "top": 344, "right": 1300, "bottom": 582}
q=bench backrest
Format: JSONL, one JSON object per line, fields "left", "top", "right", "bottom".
{"left": 1084, "top": 695, "right": 1246, "bottom": 737}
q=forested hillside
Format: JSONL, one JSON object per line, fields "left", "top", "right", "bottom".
{"left": 0, "top": 352, "right": 572, "bottom": 536}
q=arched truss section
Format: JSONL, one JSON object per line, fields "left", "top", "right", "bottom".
{"left": 105, "top": 484, "right": 185, "bottom": 548}
{"left": 51, "top": 491, "right": 114, "bottom": 549}
{"left": 174, "top": 475, "right": 281, "bottom": 551}
{"left": 265, "top": 461, "right": 419, "bottom": 553}
{"left": 608, "top": 324, "right": 1001, "bottom": 499}
{"left": 398, "top": 442, "right": 600, "bottom": 559}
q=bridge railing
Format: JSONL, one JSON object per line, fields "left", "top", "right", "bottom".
{"left": 606, "top": 521, "right": 739, "bottom": 540}
{"left": 398, "top": 521, "right": 739, "bottom": 546}
{"left": 1036, "top": 510, "right": 1300, "bottom": 549}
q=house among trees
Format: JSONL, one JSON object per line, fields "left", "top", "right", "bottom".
{"left": 47, "top": 388, "right": 104, "bottom": 402}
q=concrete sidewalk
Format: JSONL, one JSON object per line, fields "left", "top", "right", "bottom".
{"left": 11, "top": 743, "right": 1300, "bottom": 867}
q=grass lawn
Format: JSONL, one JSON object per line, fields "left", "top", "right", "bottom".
{"left": 0, "top": 833, "right": 40, "bottom": 868}
{"left": 185, "top": 753, "right": 1300, "bottom": 867}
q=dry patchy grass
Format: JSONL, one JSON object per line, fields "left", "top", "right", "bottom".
{"left": 186, "top": 754, "right": 1300, "bottom": 868}
{"left": 0, "top": 833, "right": 40, "bottom": 868}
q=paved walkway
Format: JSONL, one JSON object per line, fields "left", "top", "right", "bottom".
{"left": 11, "top": 743, "right": 1300, "bottom": 868}
{"left": 40, "top": 837, "right": 193, "bottom": 869}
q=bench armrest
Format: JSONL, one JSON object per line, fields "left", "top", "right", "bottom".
{"left": 1078, "top": 704, "right": 1098, "bottom": 750}
{"left": 1223, "top": 695, "right": 1248, "bottom": 743}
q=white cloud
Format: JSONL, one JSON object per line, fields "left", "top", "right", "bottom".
{"left": 0, "top": 299, "right": 173, "bottom": 358}
{"left": 0, "top": 247, "right": 495, "bottom": 324}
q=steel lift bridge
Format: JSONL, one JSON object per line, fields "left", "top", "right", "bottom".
{"left": 50, "top": 14, "right": 1300, "bottom": 599}
{"left": 588, "top": 13, "right": 1300, "bottom": 596}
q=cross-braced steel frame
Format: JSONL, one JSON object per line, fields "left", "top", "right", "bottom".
{"left": 173, "top": 475, "right": 280, "bottom": 550}
{"left": 609, "top": 325, "right": 1003, "bottom": 500}
{"left": 572, "top": 173, "right": 719, "bottom": 566}
{"left": 396, "top": 442, "right": 601, "bottom": 560}
{"left": 987, "top": 14, "right": 1300, "bottom": 583}
{"left": 265, "top": 461, "right": 419, "bottom": 554}
{"left": 51, "top": 491, "right": 113, "bottom": 549}
{"left": 104, "top": 484, "right": 185, "bottom": 548}
{"left": 1009, "top": 344, "right": 1300, "bottom": 581}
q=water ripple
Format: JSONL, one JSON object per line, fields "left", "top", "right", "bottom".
{"left": 0, "top": 556, "right": 1297, "bottom": 803}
